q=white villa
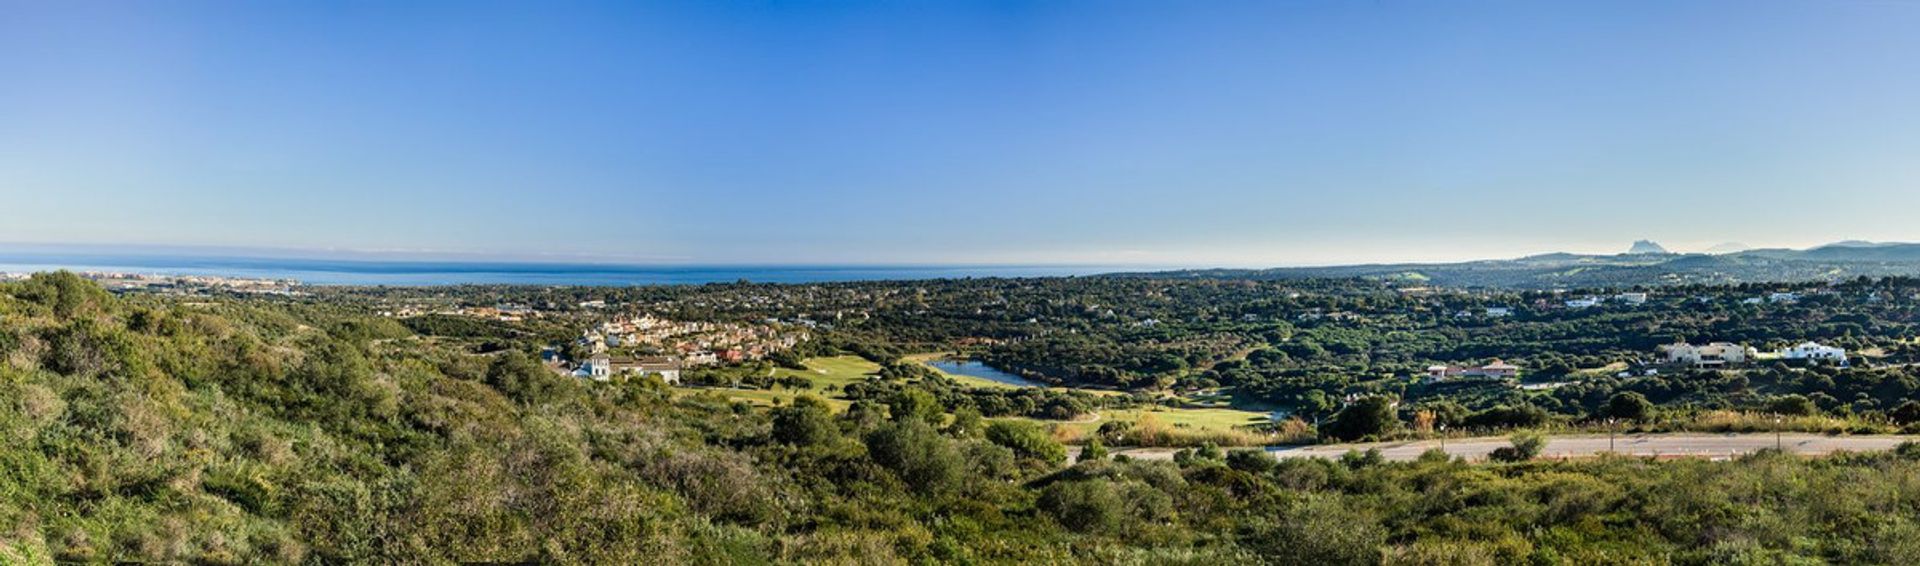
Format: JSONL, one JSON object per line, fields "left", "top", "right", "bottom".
{"left": 1659, "top": 341, "right": 1753, "bottom": 367}
{"left": 1484, "top": 307, "right": 1513, "bottom": 317}
{"left": 578, "top": 353, "right": 684, "bottom": 384}
{"left": 1565, "top": 297, "right": 1603, "bottom": 309}
{"left": 1615, "top": 292, "right": 1649, "bottom": 305}
{"left": 1779, "top": 342, "right": 1846, "bottom": 363}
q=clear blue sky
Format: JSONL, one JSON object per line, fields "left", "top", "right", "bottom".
{"left": 5, "top": 1, "right": 1920, "bottom": 266}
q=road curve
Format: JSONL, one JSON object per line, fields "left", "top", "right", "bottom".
{"left": 1107, "top": 433, "right": 1920, "bottom": 462}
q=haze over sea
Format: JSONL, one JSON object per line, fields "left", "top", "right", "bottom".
{"left": 0, "top": 252, "right": 1129, "bottom": 286}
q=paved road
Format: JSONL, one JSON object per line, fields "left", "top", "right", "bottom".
{"left": 1108, "top": 433, "right": 1920, "bottom": 462}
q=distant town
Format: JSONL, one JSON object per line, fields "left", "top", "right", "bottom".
{"left": 0, "top": 270, "right": 302, "bottom": 295}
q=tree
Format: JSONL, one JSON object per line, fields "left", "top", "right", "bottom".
{"left": 772, "top": 395, "right": 839, "bottom": 446}
{"left": 1323, "top": 396, "right": 1398, "bottom": 441}
{"left": 1226, "top": 449, "right": 1277, "bottom": 473}
{"left": 1077, "top": 437, "right": 1109, "bottom": 463}
{"left": 1605, "top": 391, "right": 1654, "bottom": 421}
{"left": 887, "top": 388, "right": 944, "bottom": 425}
{"left": 1489, "top": 431, "right": 1546, "bottom": 462}
{"left": 1892, "top": 400, "right": 1920, "bottom": 425}
{"left": 1768, "top": 394, "right": 1818, "bottom": 417}
{"left": 1037, "top": 480, "right": 1125, "bottom": 534}
{"left": 947, "top": 406, "right": 985, "bottom": 438}
{"left": 986, "top": 420, "right": 1067, "bottom": 466}
{"left": 864, "top": 421, "right": 963, "bottom": 495}
{"left": 484, "top": 351, "right": 573, "bottom": 406}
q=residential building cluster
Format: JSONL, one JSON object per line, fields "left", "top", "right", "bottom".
{"left": 378, "top": 303, "right": 543, "bottom": 321}
{"left": 577, "top": 353, "right": 683, "bottom": 384}
{"left": 580, "top": 313, "right": 807, "bottom": 366}
{"left": 1659, "top": 340, "right": 1847, "bottom": 366}
{"left": 1563, "top": 292, "right": 1650, "bottom": 309}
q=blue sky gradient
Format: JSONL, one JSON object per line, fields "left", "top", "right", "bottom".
{"left": 4, "top": 1, "right": 1920, "bottom": 266}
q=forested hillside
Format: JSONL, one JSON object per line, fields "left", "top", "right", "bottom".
{"left": 8, "top": 272, "right": 1920, "bottom": 564}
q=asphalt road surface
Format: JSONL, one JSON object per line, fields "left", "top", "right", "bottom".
{"left": 1109, "top": 433, "right": 1920, "bottom": 462}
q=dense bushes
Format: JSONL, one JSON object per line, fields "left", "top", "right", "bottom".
{"left": 865, "top": 420, "right": 963, "bottom": 495}
{"left": 1323, "top": 396, "right": 1397, "bottom": 441}
{"left": 986, "top": 420, "right": 1067, "bottom": 467}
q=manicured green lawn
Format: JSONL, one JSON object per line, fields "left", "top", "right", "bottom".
{"left": 674, "top": 355, "right": 877, "bottom": 408}
{"left": 772, "top": 355, "right": 883, "bottom": 392}
{"left": 1071, "top": 406, "right": 1270, "bottom": 433}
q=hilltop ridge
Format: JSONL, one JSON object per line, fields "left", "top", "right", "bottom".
{"left": 1120, "top": 241, "right": 1920, "bottom": 288}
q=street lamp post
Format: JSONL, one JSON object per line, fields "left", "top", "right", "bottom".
{"left": 1774, "top": 415, "right": 1784, "bottom": 452}
{"left": 1607, "top": 418, "right": 1617, "bottom": 454}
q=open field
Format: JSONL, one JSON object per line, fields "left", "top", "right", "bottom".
{"left": 1056, "top": 405, "right": 1271, "bottom": 433}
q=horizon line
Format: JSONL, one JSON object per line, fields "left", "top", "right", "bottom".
{"left": 0, "top": 239, "right": 1903, "bottom": 273}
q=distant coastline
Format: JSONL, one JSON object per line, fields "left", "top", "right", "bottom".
{"left": 0, "top": 253, "right": 1130, "bottom": 286}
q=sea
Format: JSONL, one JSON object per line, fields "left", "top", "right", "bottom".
{"left": 0, "top": 253, "right": 1132, "bottom": 286}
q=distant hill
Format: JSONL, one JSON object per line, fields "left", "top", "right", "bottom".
{"left": 1706, "top": 242, "right": 1750, "bottom": 254}
{"left": 1117, "top": 241, "right": 1920, "bottom": 288}
{"left": 1824, "top": 240, "right": 1887, "bottom": 248}
{"left": 1626, "top": 240, "right": 1671, "bottom": 255}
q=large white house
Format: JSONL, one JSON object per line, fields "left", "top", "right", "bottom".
{"left": 1659, "top": 341, "right": 1753, "bottom": 367}
{"left": 1779, "top": 342, "right": 1846, "bottom": 363}
{"left": 578, "top": 354, "right": 684, "bottom": 384}
{"left": 1565, "top": 297, "right": 1602, "bottom": 309}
